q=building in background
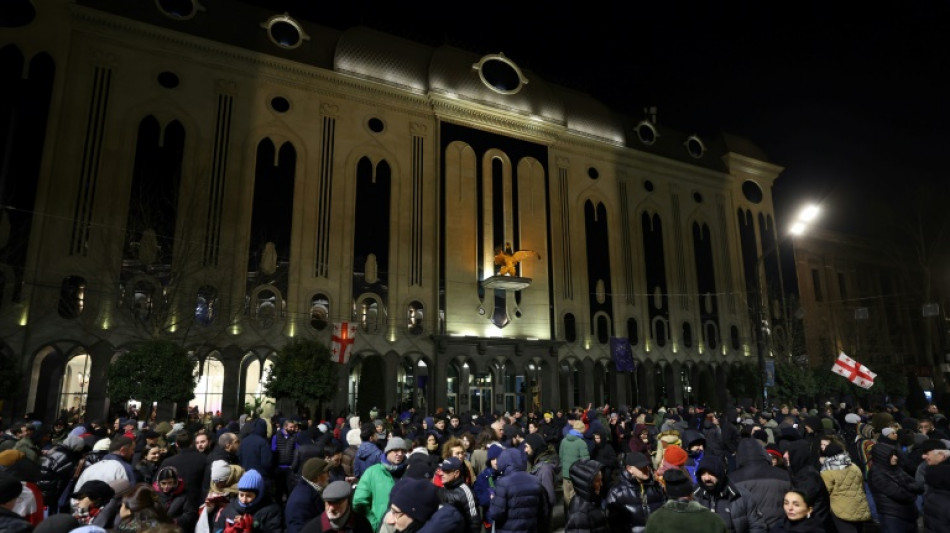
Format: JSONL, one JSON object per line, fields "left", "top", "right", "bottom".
{"left": 0, "top": 0, "right": 789, "bottom": 421}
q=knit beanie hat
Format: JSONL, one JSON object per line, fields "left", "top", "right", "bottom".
{"left": 664, "top": 444, "right": 688, "bottom": 467}
{"left": 524, "top": 433, "right": 546, "bottom": 456}
{"left": 663, "top": 469, "right": 694, "bottom": 499}
{"left": 844, "top": 413, "right": 861, "bottom": 424}
{"left": 0, "top": 475, "right": 21, "bottom": 504}
{"left": 384, "top": 437, "right": 408, "bottom": 453}
{"left": 349, "top": 416, "right": 361, "bottom": 429}
{"left": 0, "top": 450, "right": 24, "bottom": 467}
{"left": 388, "top": 477, "right": 440, "bottom": 522}
{"left": 210, "top": 460, "right": 232, "bottom": 485}
{"left": 487, "top": 443, "right": 504, "bottom": 462}
{"left": 346, "top": 430, "right": 362, "bottom": 447}
{"left": 302, "top": 458, "right": 330, "bottom": 481}
{"left": 92, "top": 438, "right": 111, "bottom": 451}
{"left": 237, "top": 469, "right": 264, "bottom": 494}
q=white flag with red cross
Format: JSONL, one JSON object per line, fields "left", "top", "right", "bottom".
{"left": 831, "top": 352, "right": 876, "bottom": 389}
{"left": 331, "top": 322, "right": 356, "bottom": 365}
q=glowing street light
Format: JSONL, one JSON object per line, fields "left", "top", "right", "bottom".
{"left": 789, "top": 203, "right": 821, "bottom": 235}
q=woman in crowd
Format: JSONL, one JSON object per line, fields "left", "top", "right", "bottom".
{"left": 134, "top": 444, "right": 163, "bottom": 485}
{"left": 114, "top": 483, "right": 174, "bottom": 532}
{"left": 867, "top": 442, "right": 924, "bottom": 533}
{"left": 819, "top": 437, "right": 871, "bottom": 533}
{"left": 772, "top": 489, "right": 825, "bottom": 532}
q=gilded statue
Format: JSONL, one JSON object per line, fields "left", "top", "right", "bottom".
{"left": 494, "top": 242, "right": 541, "bottom": 276}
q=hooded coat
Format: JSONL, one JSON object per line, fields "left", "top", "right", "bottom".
{"left": 237, "top": 419, "right": 273, "bottom": 482}
{"left": 565, "top": 459, "right": 608, "bottom": 533}
{"left": 488, "top": 447, "right": 547, "bottom": 533}
{"left": 728, "top": 439, "right": 791, "bottom": 530}
{"left": 214, "top": 489, "right": 283, "bottom": 533}
{"left": 692, "top": 455, "right": 766, "bottom": 533}
{"left": 867, "top": 442, "right": 924, "bottom": 523}
{"left": 154, "top": 466, "right": 197, "bottom": 532}
{"left": 605, "top": 463, "right": 666, "bottom": 532}
{"left": 922, "top": 462, "right": 950, "bottom": 533}
{"left": 352, "top": 441, "right": 381, "bottom": 479}
{"left": 783, "top": 440, "right": 833, "bottom": 530}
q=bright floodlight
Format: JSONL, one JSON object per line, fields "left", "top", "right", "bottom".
{"left": 789, "top": 222, "right": 806, "bottom": 235}
{"left": 798, "top": 204, "right": 820, "bottom": 223}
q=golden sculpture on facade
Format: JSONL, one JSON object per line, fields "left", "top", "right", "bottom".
{"left": 494, "top": 242, "right": 541, "bottom": 276}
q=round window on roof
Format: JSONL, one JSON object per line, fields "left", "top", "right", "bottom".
{"left": 742, "top": 180, "right": 764, "bottom": 204}
{"left": 367, "top": 117, "right": 385, "bottom": 133}
{"left": 693, "top": 192, "right": 703, "bottom": 203}
{"left": 155, "top": 0, "right": 199, "bottom": 20}
{"left": 472, "top": 53, "right": 528, "bottom": 95}
{"left": 157, "top": 71, "right": 179, "bottom": 89}
{"left": 587, "top": 167, "right": 599, "bottom": 180}
{"left": 270, "top": 96, "right": 290, "bottom": 113}
{"left": 685, "top": 135, "right": 705, "bottom": 158}
{"left": 635, "top": 120, "right": 657, "bottom": 145}
{"left": 262, "top": 13, "right": 309, "bottom": 50}
{"left": 644, "top": 180, "right": 654, "bottom": 192}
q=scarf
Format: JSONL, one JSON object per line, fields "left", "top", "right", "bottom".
{"left": 381, "top": 455, "right": 407, "bottom": 477}
{"left": 821, "top": 453, "right": 852, "bottom": 471}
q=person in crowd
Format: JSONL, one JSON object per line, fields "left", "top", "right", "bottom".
{"left": 202, "top": 432, "right": 240, "bottom": 494}
{"left": 161, "top": 430, "right": 208, "bottom": 513}
{"left": 783, "top": 439, "right": 833, "bottom": 530}
{"left": 194, "top": 431, "right": 213, "bottom": 456}
{"left": 682, "top": 429, "right": 706, "bottom": 482}
{"left": 299, "top": 480, "right": 373, "bottom": 533}
{"left": 770, "top": 489, "right": 825, "bottom": 533}
{"left": 441, "top": 438, "right": 475, "bottom": 486}
{"left": 152, "top": 465, "right": 196, "bottom": 531}
{"left": 273, "top": 418, "right": 299, "bottom": 503}
{"left": 523, "top": 432, "right": 558, "bottom": 528}
{"left": 654, "top": 443, "right": 689, "bottom": 487}
{"left": 76, "top": 436, "right": 138, "bottom": 488}
{"left": 590, "top": 429, "right": 617, "bottom": 489}
{"left": 237, "top": 418, "right": 273, "bottom": 494}
{"left": 645, "top": 469, "right": 727, "bottom": 532}
{"left": 818, "top": 438, "right": 870, "bottom": 533}
{"left": 488, "top": 447, "right": 548, "bottom": 533}
{"left": 352, "top": 424, "right": 381, "bottom": 480}
{"left": 0, "top": 474, "right": 31, "bottom": 533}
{"left": 922, "top": 450, "right": 950, "bottom": 533}
{"left": 564, "top": 459, "right": 608, "bottom": 533}
{"left": 38, "top": 433, "right": 85, "bottom": 514}
{"left": 437, "top": 457, "right": 480, "bottom": 533}
{"left": 692, "top": 454, "right": 765, "bottom": 533}
{"left": 383, "top": 477, "right": 464, "bottom": 532}
{"left": 469, "top": 427, "right": 496, "bottom": 476}
{"left": 214, "top": 469, "right": 284, "bottom": 533}
{"left": 353, "top": 436, "right": 408, "bottom": 531}
{"left": 729, "top": 438, "right": 792, "bottom": 530}
{"left": 195, "top": 460, "right": 244, "bottom": 533}
{"left": 69, "top": 479, "right": 115, "bottom": 527}
{"left": 605, "top": 451, "right": 666, "bottom": 533}
{"left": 114, "top": 482, "right": 174, "bottom": 532}
{"left": 286, "top": 458, "right": 331, "bottom": 533}
{"left": 560, "top": 419, "right": 590, "bottom": 508}
{"left": 473, "top": 444, "right": 502, "bottom": 531}
{"left": 135, "top": 443, "right": 163, "bottom": 484}
{"left": 868, "top": 440, "right": 925, "bottom": 533}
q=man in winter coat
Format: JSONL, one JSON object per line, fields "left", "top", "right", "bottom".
{"left": 438, "top": 457, "right": 480, "bottom": 533}
{"left": 352, "top": 424, "right": 381, "bottom": 480}
{"left": 605, "top": 451, "right": 666, "bottom": 533}
{"left": 560, "top": 420, "right": 590, "bottom": 507}
{"left": 868, "top": 442, "right": 924, "bottom": 532}
{"left": 524, "top": 432, "right": 559, "bottom": 530}
{"left": 38, "top": 433, "right": 85, "bottom": 513}
{"left": 488, "top": 447, "right": 548, "bottom": 533}
{"left": 238, "top": 418, "right": 273, "bottom": 491}
{"left": 299, "top": 480, "right": 373, "bottom": 533}
{"left": 385, "top": 476, "right": 465, "bottom": 532}
{"left": 565, "top": 459, "right": 609, "bottom": 533}
{"left": 286, "top": 457, "right": 331, "bottom": 533}
{"left": 645, "top": 469, "right": 727, "bottom": 533}
{"left": 922, "top": 453, "right": 950, "bottom": 533}
{"left": 203, "top": 431, "right": 240, "bottom": 494}
{"left": 161, "top": 430, "right": 209, "bottom": 512}
{"left": 728, "top": 438, "right": 791, "bottom": 530}
{"left": 692, "top": 454, "right": 765, "bottom": 533}
{"left": 273, "top": 418, "right": 299, "bottom": 503}
{"left": 75, "top": 435, "right": 138, "bottom": 488}
{"left": 353, "top": 436, "right": 408, "bottom": 531}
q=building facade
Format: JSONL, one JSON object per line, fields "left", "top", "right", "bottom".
{"left": 0, "top": 0, "right": 787, "bottom": 422}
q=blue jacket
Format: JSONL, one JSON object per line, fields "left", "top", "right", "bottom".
{"left": 353, "top": 441, "right": 382, "bottom": 478}
{"left": 239, "top": 418, "right": 274, "bottom": 480}
{"left": 488, "top": 448, "right": 548, "bottom": 533}
{"left": 418, "top": 504, "right": 466, "bottom": 533}
{"left": 285, "top": 480, "right": 323, "bottom": 533}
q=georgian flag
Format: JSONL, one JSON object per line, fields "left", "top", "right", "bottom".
{"left": 831, "top": 352, "right": 876, "bottom": 389}
{"left": 331, "top": 322, "right": 356, "bottom": 365}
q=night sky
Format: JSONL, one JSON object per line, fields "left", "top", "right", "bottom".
{"left": 251, "top": 1, "right": 950, "bottom": 236}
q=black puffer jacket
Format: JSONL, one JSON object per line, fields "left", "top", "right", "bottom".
{"left": 604, "top": 467, "right": 666, "bottom": 532}
{"left": 441, "top": 475, "right": 481, "bottom": 533}
{"left": 867, "top": 442, "right": 924, "bottom": 522}
{"left": 922, "top": 463, "right": 950, "bottom": 533}
{"left": 38, "top": 444, "right": 80, "bottom": 510}
{"left": 488, "top": 448, "right": 548, "bottom": 533}
{"left": 728, "top": 439, "right": 791, "bottom": 530}
{"left": 565, "top": 459, "right": 609, "bottom": 533}
{"left": 692, "top": 455, "right": 765, "bottom": 533}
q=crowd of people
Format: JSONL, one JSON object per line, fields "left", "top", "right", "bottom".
{"left": 0, "top": 399, "right": 948, "bottom": 532}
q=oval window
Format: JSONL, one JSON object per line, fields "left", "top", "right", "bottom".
{"left": 473, "top": 54, "right": 527, "bottom": 95}
{"left": 685, "top": 135, "right": 705, "bottom": 158}
{"left": 157, "top": 71, "right": 180, "bottom": 89}
{"left": 742, "top": 180, "right": 764, "bottom": 204}
{"left": 270, "top": 96, "right": 290, "bottom": 113}
{"left": 635, "top": 120, "right": 657, "bottom": 145}
{"left": 263, "top": 14, "right": 308, "bottom": 50}
{"left": 156, "top": 0, "right": 197, "bottom": 20}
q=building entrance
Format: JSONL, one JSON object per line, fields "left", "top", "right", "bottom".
{"left": 470, "top": 387, "right": 492, "bottom": 414}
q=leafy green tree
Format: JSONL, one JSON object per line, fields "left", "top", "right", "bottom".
{"left": 770, "top": 357, "right": 817, "bottom": 406}
{"left": 726, "top": 363, "right": 759, "bottom": 402}
{"left": 264, "top": 339, "right": 338, "bottom": 417}
{"left": 107, "top": 340, "right": 197, "bottom": 419}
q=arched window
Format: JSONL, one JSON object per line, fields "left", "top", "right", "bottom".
{"left": 596, "top": 315, "right": 610, "bottom": 344}
{"left": 564, "top": 313, "right": 577, "bottom": 343}
{"left": 407, "top": 301, "right": 423, "bottom": 335}
{"left": 244, "top": 357, "right": 275, "bottom": 414}
{"left": 310, "top": 294, "right": 329, "bottom": 330}
{"left": 58, "top": 276, "right": 86, "bottom": 319}
{"left": 60, "top": 353, "right": 91, "bottom": 414}
{"left": 193, "top": 357, "right": 224, "bottom": 414}
{"left": 195, "top": 285, "right": 217, "bottom": 325}
{"left": 359, "top": 297, "right": 379, "bottom": 333}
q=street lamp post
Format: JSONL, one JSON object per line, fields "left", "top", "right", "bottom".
{"left": 755, "top": 203, "right": 821, "bottom": 409}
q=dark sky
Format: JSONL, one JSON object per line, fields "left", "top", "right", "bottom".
{"left": 255, "top": 2, "right": 950, "bottom": 235}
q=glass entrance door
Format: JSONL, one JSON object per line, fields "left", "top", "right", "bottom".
{"left": 470, "top": 387, "right": 492, "bottom": 415}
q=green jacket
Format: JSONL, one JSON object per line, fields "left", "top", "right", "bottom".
{"left": 352, "top": 461, "right": 397, "bottom": 531}
{"left": 558, "top": 433, "right": 589, "bottom": 480}
{"left": 645, "top": 499, "right": 728, "bottom": 533}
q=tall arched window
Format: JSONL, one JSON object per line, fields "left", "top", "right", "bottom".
{"left": 58, "top": 276, "right": 85, "bottom": 319}
{"left": 359, "top": 297, "right": 379, "bottom": 333}
{"left": 60, "top": 353, "right": 91, "bottom": 415}
{"left": 193, "top": 357, "right": 224, "bottom": 414}
{"left": 244, "top": 357, "right": 275, "bottom": 414}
